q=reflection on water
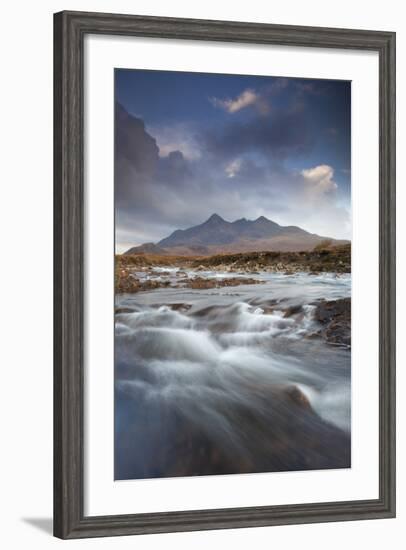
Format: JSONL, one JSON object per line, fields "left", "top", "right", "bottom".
{"left": 115, "top": 271, "right": 351, "bottom": 480}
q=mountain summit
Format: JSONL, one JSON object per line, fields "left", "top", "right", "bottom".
{"left": 125, "top": 214, "right": 347, "bottom": 256}
{"left": 205, "top": 213, "right": 224, "bottom": 223}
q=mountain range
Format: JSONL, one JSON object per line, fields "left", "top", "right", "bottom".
{"left": 124, "top": 214, "right": 348, "bottom": 256}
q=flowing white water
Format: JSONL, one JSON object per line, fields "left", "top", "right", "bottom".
{"left": 115, "top": 270, "right": 351, "bottom": 480}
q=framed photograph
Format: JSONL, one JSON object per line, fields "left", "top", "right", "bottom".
{"left": 54, "top": 10, "right": 396, "bottom": 539}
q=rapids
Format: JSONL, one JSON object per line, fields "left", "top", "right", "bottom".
{"left": 115, "top": 270, "right": 351, "bottom": 480}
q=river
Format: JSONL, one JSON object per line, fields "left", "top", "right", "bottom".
{"left": 115, "top": 269, "right": 351, "bottom": 480}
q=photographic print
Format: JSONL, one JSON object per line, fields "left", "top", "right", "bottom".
{"left": 114, "top": 69, "right": 351, "bottom": 481}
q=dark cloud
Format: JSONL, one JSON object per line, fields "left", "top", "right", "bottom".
{"left": 115, "top": 102, "right": 160, "bottom": 217}
{"left": 157, "top": 150, "right": 192, "bottom": 183}
{"left": 203, "top": 104, "right": 313, "bottom": 161}
{"left": 115, "top": 103, "right": 159, "bottom": 173}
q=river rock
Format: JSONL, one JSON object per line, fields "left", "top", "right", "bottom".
{"left": 168, "top": 303, "right": 192, "bottom": 312}
{"left": 285, "top": 385, "right": 312, "bottom": 410}
{"left": 314, "top": 298, "right": 351, "bottom": 347}
{"left": 186, "top": 277, "right": 263, "bottom": 289}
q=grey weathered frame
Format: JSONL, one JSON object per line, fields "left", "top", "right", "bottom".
{"left": 54, "top": 10, "right": 396, "bottom": 539}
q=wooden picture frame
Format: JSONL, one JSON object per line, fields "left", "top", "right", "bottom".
{"left": 54, "top": 10, "right": 396, "bottom": 539}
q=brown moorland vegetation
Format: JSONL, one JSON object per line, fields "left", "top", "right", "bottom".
{"left": 116, "top": 243, "right": 350, "bottom": 273}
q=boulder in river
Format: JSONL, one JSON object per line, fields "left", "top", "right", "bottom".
{"left": 285, "top": 385, "right": 312, "bottom": 410}
{"left": 314, "top": 297, "right": 351, "bottom": 347}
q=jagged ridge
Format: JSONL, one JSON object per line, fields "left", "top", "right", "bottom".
{"left": 124, "top": 214, "right": 347, "bottom": 255}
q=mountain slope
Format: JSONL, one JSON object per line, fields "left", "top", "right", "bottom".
{"left": 124, "top": 242, "right": 168, "bottom": 255}
{"left": 124, "top": 214, "right": 348, "bottom": 255}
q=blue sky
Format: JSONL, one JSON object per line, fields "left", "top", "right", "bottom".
{"left": 115, "top": 69, "right": 351, "bottom": 252}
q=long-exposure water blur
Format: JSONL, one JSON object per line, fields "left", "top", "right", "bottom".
{"left": 115, "top": 268, "right": 351, "bottom": 480}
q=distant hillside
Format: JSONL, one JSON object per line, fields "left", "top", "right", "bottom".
{"left": 124, "top": 214, "right": 348, "bottom": 256}
{"left": 124, "top": 242, "right": 168, "bottom": 255}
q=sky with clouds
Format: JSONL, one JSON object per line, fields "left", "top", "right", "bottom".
{"left": 115, "top": 69, "right": 351, "bottom": 253}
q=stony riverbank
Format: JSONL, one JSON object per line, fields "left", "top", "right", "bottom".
{"left": 189, "top": 244, "right": 350, "bottom": 274}
{"left": 115, "top": 244, "right": 350, "bottom": 294}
